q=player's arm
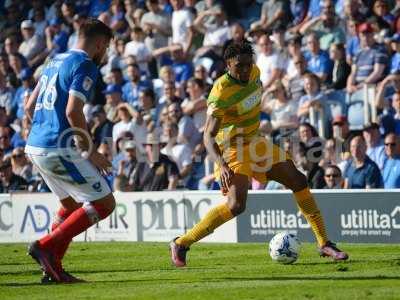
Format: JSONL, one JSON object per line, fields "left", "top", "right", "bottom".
{"left": 24, "top": 80, "right": 41, "bottom": 122}
{"left": 203, "top": 113, "right": 233, "bottom": 192}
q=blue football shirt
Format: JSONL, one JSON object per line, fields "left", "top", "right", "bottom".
{"left": 26, "top": 49, "right": 98, "bottom": 150}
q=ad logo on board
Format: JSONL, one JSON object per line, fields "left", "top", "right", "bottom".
{"left": 340, "top": 207, "right": 400, "bottom": 237}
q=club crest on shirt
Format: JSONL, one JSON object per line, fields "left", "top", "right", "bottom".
{"left": 82, "top": 76, "right": 93, "bottom": 91}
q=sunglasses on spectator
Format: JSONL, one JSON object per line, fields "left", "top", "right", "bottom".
{"left": 325, "top": 173, "right": 340, "bottom": 178}
{"left": 12, "top": 153, "right": 24, "bottom": 159}
{"left": 384, "top": 143, "right": 396, "bottom": 147}
{"left": 0, "top": 135, "right": 9, "bottom": 140}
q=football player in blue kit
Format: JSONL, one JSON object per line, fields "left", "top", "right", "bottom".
{"left": 25, "top": 18, "right": 114, "bottom": 283}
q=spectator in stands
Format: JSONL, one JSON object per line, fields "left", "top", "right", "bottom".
{"left": 130, "top": 132, "right": 179, "bottom": 191}
{"left": 373, "top": 0, "right": 395, "bottom": 30}
{"left": 19, "top": 20, "right": 46, "bottom": 68}
{"left": 300, "top": 3, "right": 345, "bottom": 51}
{"left": 363, "top": 122, "right": 386, "bottom": 170}
{"left": 122, "top": 63, "right": 152, "bottom": 105}
{"left": 284, "top": 34, "right": 303, "bottom": 80}
{"left": 297, "top": 73, "right": 324, "bottom": 123}
{"left": 45, "top": 18, "right": 69, "bottom": 58}
{"left": 388, "top": 33, "right": 400, "bottom": 74}
{"left": 13, "top": 68, "right": 34, "bottom": 121}
{"left": 252, "top": 0, "right": 291, "bottom": 32}
{"left": 158, "top": 81, "right": 183, "bottom": 114}
{"left": 298, "top": 141, "right": 326, "bottom": 189}
{"left": 256, "top": 34, "right": 284, "bottom": 89}
{"left": 262, "top": 80, "right": 298, "bottom": 138}
{"left": 114, "top": 140, "right": 138, "bottom": 191}
{"left": 68, "top": 13, "right": 86, "bottom": 50}
{"left": 304, "top": 32, "right": 333, "bottom": 83}
{"left": 346, "top": 22, "right": 388, "bottom": 94}
{"left": 169, "top": 44, "right": 194, "bottom": 92}
{"left": 323, "top": 164, "right": 343, "bottom": 188}
{"left": 0, "top": 158, "right": 28, "bottom": 193}
{"left": 137, "top": 88, "right": 158, "bottom": 132}
{"left": 382, "top": 133, "right": 400, "bottom": 188}
{"left": 124, "top": 26, "right": 152, "bottom": 74}
{"left": 141, "top": 0, "right": 172, "bottom": 51}
{"left": 0, "top": 53, "right": 18, "bottom": 89}
{"left": 91, "top": 105, "right": 114, "bottom": 148}
{"left": 285, "top": 54, "right": 306, "bottom": 102}
{"left": 110, "top": 0, "right": 128, "bottom": 35}
{"left": 115, "top": 102, "right": 148, "bottom": 145}
{"left": 222, "top": 22, "right": 246, "bottom": 56}
{"left": 167, "top": 102, "right": 202, "bottom": 149}
{"left": 4, "top": 35, "right": 28, "bottom": 68}
{"left": 103, "top": 83, "right": 123, "bottom": 122}
{"left": 181, "top": 77, "right": 207, "bottom": 132}
{"left": 193, "top": 7, "right": 230, "bottom": 58}
{"left": 161, "top": 122, "right": 193, "bottom": 185}
{"left": 345, "top": 18, "right": 361, "bottom": 65}
{"left": 153, "top": 65, "right": 175, "bottom": 99}
{"left": 0, "top": 72, "right": 14, "bottom": 117}
{"left": 10, "top": 147, "right": 32, "bottom": 183}
{"left": 61, "top": 0, "right": 76, "bottom": 28}
{"left": 32, "top": 7, "right": 47, "bottom": 37}
{"left": 171, "top": 0, "right": 194, "bottom": 55}
{"left": 344, "top": 135, "right": 383, "bottom": 188}
{"left": 193, "top": 64, "right": 212, "bottom": 91}
{"left": 328, "top": 42, "right": 351, "bottom": 90}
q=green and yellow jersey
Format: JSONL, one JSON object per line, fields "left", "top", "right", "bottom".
{"left": 207, "top": 64, "right": 262, "bottom": 148}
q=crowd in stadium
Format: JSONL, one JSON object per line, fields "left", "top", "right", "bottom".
{"left": 0, "top": 0, "right": 400, "bottom": 192}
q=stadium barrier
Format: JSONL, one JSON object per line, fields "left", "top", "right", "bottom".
{"left": 0, "top": 190, "right": 399, "bottom": 244}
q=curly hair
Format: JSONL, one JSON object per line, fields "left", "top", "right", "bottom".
{"left": 223, "top": 40, "right": 254, "bottom": 61}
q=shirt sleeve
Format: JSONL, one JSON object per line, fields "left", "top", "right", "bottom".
{"left": 69, "top": 60, "right": 98, "bottom": 103}
{"left": 207, "top": 81, "right": 226, "bottom": 119}
{"left": 366, "top": 163, "right": 383, "bottom": 188}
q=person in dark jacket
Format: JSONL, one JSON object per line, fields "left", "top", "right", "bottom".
{"left": 329, "top": 42, "right": 351, "bottom": 90}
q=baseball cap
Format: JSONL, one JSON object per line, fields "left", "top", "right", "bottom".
{"left": 21, "top": 20, "right": 34, "bottom": 29}
{"left": 363, "top": 122, "right": 380, "bottom": 131}
{"left": 19, "top": 68, "right": 33, "bottom": 81}
{"left": 332, "top": 115, "right": 348, "bottom": 125}
{"left": 102, "top": 84, "right": 122, "bottom": 95}
{"left": 358, "top": 23, "right": 374, "bottom": 34}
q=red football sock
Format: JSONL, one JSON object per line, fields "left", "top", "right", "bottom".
{"left": 39, "top": 202, "right": 112, "bottom": 252}
{"left": 51, "top": 207, "right": 76, "bottom": 260}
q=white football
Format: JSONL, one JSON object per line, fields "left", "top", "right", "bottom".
{"left": 269, "top": 232, "right": 301, "bottom": 264}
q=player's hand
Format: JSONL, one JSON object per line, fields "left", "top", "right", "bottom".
{"left": 220, "top": 162, "right": 234, "bottom": 195}
{"left": 89, "top": 151, "right": 112, "bottom": 174}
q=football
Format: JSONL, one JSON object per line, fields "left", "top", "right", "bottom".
{"left": 269, "top": 232, "right": 301, "bottom": 264}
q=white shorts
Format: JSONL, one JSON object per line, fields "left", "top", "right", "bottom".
{"left": 26, "top": 149, "right": 112, "bottom": 203}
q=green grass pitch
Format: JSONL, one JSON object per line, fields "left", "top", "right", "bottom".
{"left": 0, "top": 242, "right": 399, "bottom": 300}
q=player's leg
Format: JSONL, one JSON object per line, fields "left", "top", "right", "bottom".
{"left": 28, "top": 152, "right": 116, "bottom": 282}
{"left": 265, "top": 159, "right": 348, "bottom": 260}
{"left": 170, "top": 173, "right": 249, "bottom": 267}
{"left": 51, "top": 197, "right": 82, "bottom": 263}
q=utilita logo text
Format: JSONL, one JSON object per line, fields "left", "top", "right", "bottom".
{"left": 250, "top": 210, "right": 310, "bottom": 229}
{"left": 341, "top": 207, "right": 400, "bottom": 229}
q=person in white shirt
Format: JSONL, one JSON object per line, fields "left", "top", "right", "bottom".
{"left": 181, "top": 77, "right": 207, "bottom": 132}
{"left": 171, "top": 0, "right": 194, "bottom": 55}
{"left": 112, "top": 103, "right": 147, "bottom": 147}
{"left": 124, "top": 26, "right": 152, "bottom": 74}
{"left": 18, "top": 20, "right": 46, "bottom": 67}
{"left": 161, "top": 122, "right": 193, "bottom": 182}
{"left": 256, "top": 33, "right": 285, "bottom": 89}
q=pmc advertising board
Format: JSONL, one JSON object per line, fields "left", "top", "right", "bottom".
{"left": 237, "top": 190, "right": 400, "bottom": 243}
